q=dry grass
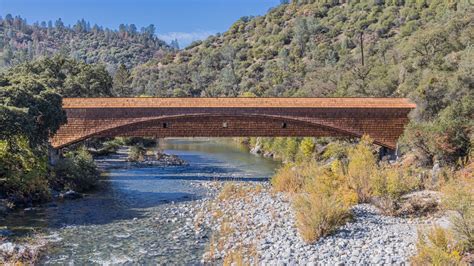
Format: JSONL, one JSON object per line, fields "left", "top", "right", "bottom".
{"left": 218, "top": 182, "right": 265, "bottom": 202}
{"left": 411, "top": 227, "right": 463, "bottom": 265}
{"left": 271, "top": 161, "right": 322, "bottom": 194}
{"left": 371, "top": 166, "right": 422, "bottom": 200}
{"left": 412, "top": 166, "right": 473, "bottom": 264}
{"left": 441, "top": 174, "right": 473, "bottom": 253}
{"left": 218, "top": 183, "right": 247, "bottom": 201}
{"left": 293, "top": 191, "right": 352, "bottom": 243}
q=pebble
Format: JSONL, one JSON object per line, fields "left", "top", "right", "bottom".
{"left": 196, "top": 182, "right": 441, "bottom": 264}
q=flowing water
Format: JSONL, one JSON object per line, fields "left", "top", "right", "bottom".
{"left": 0, "top": 138, "right": 279, "bottom": 264}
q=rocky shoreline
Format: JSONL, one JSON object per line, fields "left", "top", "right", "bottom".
{"left": 192, "top": 182, "right": 444, "bottom": 264}
{"left": 0, "top": 147, "right": 446, "bottom": 264}
{"left": 0, "top": 147, "right": 190, "bottom": 264}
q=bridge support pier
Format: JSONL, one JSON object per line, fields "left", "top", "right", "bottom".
{"left": 48, "top": 147, "right": 61, "bottom": 166}
{"left": 379, "top": 145, "right": 398, "bottom": 161}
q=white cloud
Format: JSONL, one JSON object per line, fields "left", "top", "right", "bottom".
{"left": 157, "top": 30, "right": 217, "bottom": 48}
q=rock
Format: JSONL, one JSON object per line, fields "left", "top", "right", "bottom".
{"left": 431, "top": 162, "right": 441, "bottom": 185}
{"left": 197, "top": 182, "right": 423, "bottom": 265}
{"left": 60, "top": 190, "right": 83, "bottom": 200}
{"left": 250, "top": 145, "right": 262, "bottom": 155}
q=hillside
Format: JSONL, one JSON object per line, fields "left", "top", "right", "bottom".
{"left": 0, "top": 15, "right": 171, "bottom": 70}
{"left": 132, "top": 1, "right": 471, "bottom": 98}
{"left": 130, "top": 0, "right": 472, "bottom": 164}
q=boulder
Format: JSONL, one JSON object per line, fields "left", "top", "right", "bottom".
{"left": 60, "top": 190, "right": 83, "bottom": 200}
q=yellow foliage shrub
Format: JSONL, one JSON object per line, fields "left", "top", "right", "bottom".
{"left": 322, "top": 141, "right": 348, "bottom": 160}
{"left": 372, "top": 166, "right": 421, "bottom": 200}
{"left": 293, "top": 192, "right": 351, "bottom": 243}
{"left": 411, "top": 227, "right": 463, "bottom": 265}
{"left": 271, "top": 163, "right": 307, "bottom": 193}
{"left": 304, "top": 161, "right": 357, "bottom": 207}
{"left": 441, "top": 175, "right": 473, "bottom": 253}
{"left": 347, "top": 135, "right": 378, "bottom": 203}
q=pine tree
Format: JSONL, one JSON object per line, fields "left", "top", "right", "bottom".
{"left": 113, "top": 64, "right": 132, "bottom": 96}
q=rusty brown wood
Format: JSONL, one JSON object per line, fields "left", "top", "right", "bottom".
{"left": 50, "top": 97, "right": 416, "bottom": 150}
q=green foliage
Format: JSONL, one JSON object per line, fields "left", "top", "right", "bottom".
{"left": 1, "top": 55, "right": 114, "bottom": 97}
{"left": 0, "top": 16, "right": 169, "bottom": 69}
{"left": 322, "top": 141, "right": 348, "bottom": 160}
{"left": 0, "top": 56, "right": 112, "bottom": 205}
{"left": 113, "top": 63, "right": 133, "bottom": 96}
{"left": 54, "top": 147, "right": 100, "bottom": 192}
{"left": 128, "top": 144, "right": 147, "bottom": 162}
{"left": 402, "top": 96, "right": 473, "bottom": 165}
{"left": 0, "top": 137, "right": 50, "bottom": 205}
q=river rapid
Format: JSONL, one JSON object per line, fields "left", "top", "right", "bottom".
{"left": 0, "top": 138, "right": 279, "bottom": 264}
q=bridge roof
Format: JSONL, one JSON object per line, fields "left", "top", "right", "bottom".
{"left": 62, "top": 98, "right": 416, "bottom": 109}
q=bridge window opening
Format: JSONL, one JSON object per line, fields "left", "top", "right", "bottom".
{"left": 162, "top": 122, "right": 168, "bottom": 128}
{"left": 222, "top": 122, "right": 228, "bottom": 128}
{"left": 281, "top": 122, "right": 287, "bottom": 128}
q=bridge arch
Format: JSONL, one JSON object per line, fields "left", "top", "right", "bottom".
{"left": 50, "top": 97, "right": 416, "bottom": 150}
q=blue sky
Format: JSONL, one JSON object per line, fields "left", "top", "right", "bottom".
{"left": 0, "top": 0, "right": 280, "bottom": 47}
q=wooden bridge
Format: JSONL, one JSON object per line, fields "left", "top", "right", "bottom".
{"left": 50, "top": 98, "right": 416, "bottom": 150}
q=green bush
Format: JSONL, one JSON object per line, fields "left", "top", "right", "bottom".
{"left": 0, "top": 137, "right": 51, "bottom": 206}
{"left": 128, "top": 144, "right": 147, "bottom": 162}
{"left": 371, "top": 166, "right": 421, "bottom": 200}
{"left": 54, "top": 147, "right": 100, "bottom": 192}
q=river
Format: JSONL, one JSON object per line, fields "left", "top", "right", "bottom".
{"left": 0, "top": 138, "right": 279, "bottom": 264}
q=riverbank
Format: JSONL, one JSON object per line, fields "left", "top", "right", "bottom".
{"left": 1, "top": 139, "right": 279, "bottom": 264}
{"left": 196, "top": 182, "right": 446, "bottom": 264}
{"left": 0, "top": 146, "right": 192, "bottom": 264}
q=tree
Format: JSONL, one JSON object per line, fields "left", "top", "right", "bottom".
{"left": 170, "top": 39, "right": 180, "bottom": 50}
{"left": 113, "top": 64, "right": 132, "bottom": 96}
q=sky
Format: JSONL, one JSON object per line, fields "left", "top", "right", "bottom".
{"left": 0, "top": 0, "right": 280, "bottom": 47}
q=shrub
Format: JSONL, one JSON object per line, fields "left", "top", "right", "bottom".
{"left": 347, "top": 135, "right": 378, "bottom": 203}
{"left": 54, "top": 147, "right": 100, "bottom": 192}
{"left": 293, "top": 191, "right": 351, "bottom": 243}
{"left": 271, "top": 162, "right": 316, "bottom": 193}
{"left": 128, "top": 144, "right": 147, "bottom": 162}
{"left": 298, "top": 137, "right": 315, "bottom": 160}
{"left": 441, "top": 175, "right": 474, "bottom": 253}
{"left": 321, "top": 141, "right": 348, "bottom": 160}
{"left": 91, "top": 138, "right": 122, "bottom": 156}
{"left": 411, "top": 227, "right": 463, "bottom": 265}
{"left": 305, "top": 160, "right": 357, "bottom": 207}
{"left": 372, "top": 166, "right": 421, "bottom": 200}
{"left": 0, "top": 138, "right": 51, "bottom": 205}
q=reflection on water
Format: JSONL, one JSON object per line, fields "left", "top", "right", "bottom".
{"left": 1, "top": 138, "right": 279, "bottom": 264}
